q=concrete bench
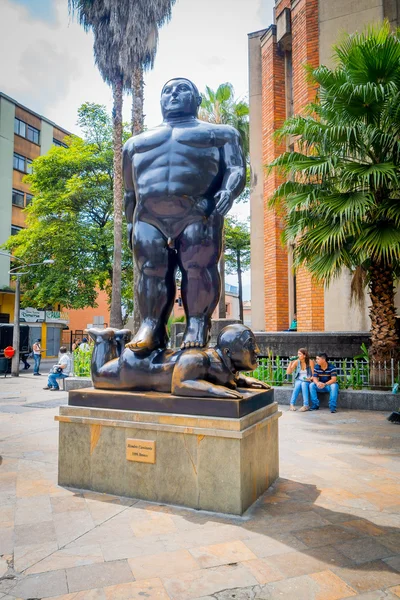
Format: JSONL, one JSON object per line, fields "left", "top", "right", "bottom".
{"left": 273, "top": 386, "right": 399, "bottom": 411}
{"left": 62, "top": 377, "right": 92, "bottom": 392}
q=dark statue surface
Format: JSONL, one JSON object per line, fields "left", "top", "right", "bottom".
{"left": 89, "top": 78, "right": 268, "bottom": 400}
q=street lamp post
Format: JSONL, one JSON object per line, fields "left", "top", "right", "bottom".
{"left": 0, "top": 252, "right": 54, "bottom": 377}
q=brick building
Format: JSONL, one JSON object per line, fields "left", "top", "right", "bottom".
{"left": 249, "top": 0, "right": 400, "bottom": 332}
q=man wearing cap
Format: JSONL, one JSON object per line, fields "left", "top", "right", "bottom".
{"left": 123, "top": 77, "right": 245, "bottom": 354}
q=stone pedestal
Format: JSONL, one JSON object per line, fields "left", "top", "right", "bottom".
{"left": 56, "top": 394, "right": 281, "bottom": 515}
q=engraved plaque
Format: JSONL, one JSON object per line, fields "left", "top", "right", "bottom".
{"left": 126, "top": 439, "right": 156, "bottom": 464}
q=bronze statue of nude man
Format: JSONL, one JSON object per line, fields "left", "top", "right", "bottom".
{"left": 123, "top": 77, "right": 246, "bottom": 353}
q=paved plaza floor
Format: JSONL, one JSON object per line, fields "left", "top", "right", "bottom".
{"left": 0, "top": 371, "right": 400, "bottom": 599}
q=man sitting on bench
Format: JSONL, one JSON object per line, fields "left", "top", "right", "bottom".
{"left": 309, "top": 352, "right": 339, "bottom": 413}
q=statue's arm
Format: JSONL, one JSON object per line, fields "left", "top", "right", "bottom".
{"left": 215, "top": 128, "right": 246, "bottom": 216}
{"left": 123, "top": 140, "right": 136, "bottom": 250}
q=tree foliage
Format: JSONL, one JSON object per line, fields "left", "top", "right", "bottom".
{"left": 4, "top": 103, "right": 133, "bottom": 313}
{"left": 269, "top": 22, "right": 400, "bottom": 361}
{"left": 225, "top": 216, "right": 250, "bottom": 323}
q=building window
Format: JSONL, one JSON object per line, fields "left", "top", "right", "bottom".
{"left": 13, "top": 153, "right": 25, "bottom": 172}
{"left": 53, "top": 138, "right": 67, "bottom": 148}
{"left": 25, "top": 193, "right": 33, "bottom": 206}
{"left": 11, "top": 225, "right": 23, "bottom": 236}
{"left": 14, "top": 118, "right": 26, "bottom": 137}
{"left": 27, "top": 124, "right": 40, "bottom": 144}
{"left": 26, "top": 158, "right": 33, "bottom": 174}
{"left": 14, "top": 118, "right": 40, "bottom": 144}
{"left": 12, "top": 189, "right": 24, "bottom": 207}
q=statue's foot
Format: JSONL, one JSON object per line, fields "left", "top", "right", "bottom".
{"left": 181, "top": 317, "right": 210, "bottom": 349}
{"left": 125, "top": 322, "right": 167, "bottom": 353}
{"left": 88, "top": 327, "right": 116, "bottom": 344}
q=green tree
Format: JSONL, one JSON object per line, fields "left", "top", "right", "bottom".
{"left": 199, "top": 83, "right": 249, "bottom": 318}
{"left": 270, "top": 22, "right": 400, "bottom": 364}
{"left": 225, "top": 216, "right": 250, "bottom": 323}
{"left": 3, "top": 103, "right": 133, "bottom": 313}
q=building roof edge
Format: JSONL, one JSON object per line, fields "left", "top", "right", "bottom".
{"left": 0, "top": 91, "right": 72, "bottom": 136}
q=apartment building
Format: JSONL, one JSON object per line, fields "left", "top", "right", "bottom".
{"left": 249, "top": 0, "right": 400, "bottom": 332}
{"left": 0, "top": 92, "right": 70, "bottom": 354}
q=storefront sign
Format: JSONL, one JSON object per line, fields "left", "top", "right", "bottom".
{"left": 20, "top": 307, "right": 45, "bottom": 322}
{"left": 45, "top": 311, "right": 69, "bottom": 324}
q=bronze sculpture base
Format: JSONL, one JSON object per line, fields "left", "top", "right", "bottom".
{"left": 68, "top": 387, "right": 274, "bottom": 419}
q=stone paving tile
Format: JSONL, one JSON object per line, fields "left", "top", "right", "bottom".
{"left": 162, "top": 563, "right": 258, "bottom": 600}
{"left": 293, "top": 524, "right": 361, "bottom": 548}
{"left": 340, "top": 519, "right": 386, "bottom": 537}
{"left": 381, "top": 535, "right": 400, "bottom": 555}
{"left": 0, "top": 526, "right": 14, "bottom": 554}
{"left": 189, "top": 540, "right": 257, "bottom": 569}
{"left": 331, "top": 561, "right": 400, "bottom": 594}
{"left": 130, "top": 513, "right": 178, "bottom": 537}
{"left": 14, "top": 518, "right": 57, "bottom": 546}
{"left": 128, "top": 548, "right": 199, "bottom": 580}
{"left": 384, "top": 556, "right": 400, "bottom": 573}
{"left": 15, "top": 495, "right": 53, "bottom": 526}
{"left": 265, "top": 544, "right": 354, "bottom": 578}
{"left": 50, "top": 493, "right": 87, "bottom": 514}
{"left": 101, "top": 536, "right": 166, "bottom": 562}
{"left": 242, "top": 531, "right": 308, "bottom": 557}
{"left": 351, "top": 591, "right": 400, "bottom": 600}
{"left": 240, "top": 557, "right": 284, "bottom": 584}
{"left": 160, "top": 523, "right": 253, "bottom": 552}
{"left": 52, "top": 509, "right": 95, "bottom": 547}
{"left": 335, "top": 537, "right": 394, "bottom": 565}
{"left": 66, "top": 559, "right": 135, "bottom": 593}
{"left": 10, "top": 568, "right": 68, "bottom": 599}
{"left": 25, "top": 543, "right": 104, "bottom": 575}
{"left": 14, "top": 540, "right": 59, "bottom": 573}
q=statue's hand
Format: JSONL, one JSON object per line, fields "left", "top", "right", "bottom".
{"left": 240, "top": 375, "right": 271, "bottom": 390}
{"left": 127, "top": 224, "right": 133, "bottom": 251}
{"left": 214, "top": 190, "right": 232, "bottom": 216}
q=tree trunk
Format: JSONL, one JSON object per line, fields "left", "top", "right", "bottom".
{"left": 368, "top": 260, "right": 399, "bottom": 386}
{"left": 237, "top": 249, "right": 243, "bottom": 323}
{"left": 131, "top": 66, "right": 144, "bottom": 335}
{"left": 218, "top": 227, "right": 226, "bottom": 318}
{"left": 109, "top": 77, "right": 123, "bottom": 329}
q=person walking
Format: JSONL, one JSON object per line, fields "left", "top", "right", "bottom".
{"left": 286, "top": 348, "right": 314, "bottom": 412}
{"left": 43, "top": 347, "right": 72, "bottom": 390}
{"left": 32, "top": 338, "right": 42, "bottom": 376}
{"left": 310, "top": 353, "right": 339, "bottom": 413}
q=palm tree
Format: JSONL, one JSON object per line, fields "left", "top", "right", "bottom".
{"left": 68, "top": 1, "right": 176, "bottom": 330}
{"left": 199, "top": 83, "right": 249, "bottom": 318}
{"left": 270, "top": 22, "right": 400, "bottom": 366}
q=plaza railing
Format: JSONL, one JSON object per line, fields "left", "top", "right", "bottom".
{"left": 250, "top": 356, "right": 400, "bottom": 391}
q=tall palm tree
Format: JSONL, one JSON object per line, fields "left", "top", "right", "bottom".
{"left": 270, "top": 22, "right": 400, "bottom": 366}
{"left": 199, "top": 83, "right": 249, "bottom": 318}
{"left": 69, "top": 1, "right": 176, "bottom": 330}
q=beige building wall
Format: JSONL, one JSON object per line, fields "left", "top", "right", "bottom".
{"left": 319, "top": 0, "right": 384, "bottom": 68}
{"left": 248, "top": 30, "right": 267, "bottom": 330}
{"left": 320, "top": 0, "right": 400, "bottom": 330}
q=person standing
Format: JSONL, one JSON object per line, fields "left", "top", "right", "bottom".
{"left": 310, "top": 353, "right": 339, "bottom": 413}
{"left": 32, "top": 338, "right": 42, "bottom": 376}
{"left": 286, "top": 348, "right": 314, "bottom": 412}
{"left": 43, "top": 347, "right": 72, "bottom": 390}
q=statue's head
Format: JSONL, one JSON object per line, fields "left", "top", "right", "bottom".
{"left": 217, "top": 324, "right": 260, "bottom": 372}
{"left": 161, "top": 78, "right": 202, "bottom": 119}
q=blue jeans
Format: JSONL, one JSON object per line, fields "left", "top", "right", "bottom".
{"left": 33, "top": 354, "right": 41, "bottom": 374}
{"left": 310, "top": 382, "right": 339, "bottom": 410}
{"left": 290, "top": 379, "right": 310, "bottom": 407}
{"left": 47, "top": 372, "right": 68, "bottom": 389}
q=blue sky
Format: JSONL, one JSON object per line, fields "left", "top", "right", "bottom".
{"left": 1, "top": 0, "right": 276, "bottom": 298}
{"left": 10, "top": 0, "right": 56, "bottom": 22}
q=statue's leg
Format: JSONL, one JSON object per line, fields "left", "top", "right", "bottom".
{"left": 177, "top": 213, "right": 223, "bottom": 348}
{"left": 128, "top": 220, "right": 177, "bottom": 353}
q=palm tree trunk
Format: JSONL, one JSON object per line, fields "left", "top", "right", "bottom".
{"left": 110, "top": 77, "right": 123, "bottom": 329}
{"left": 237, "top": 249, "right": 243, "bottom": 323}
{"left": 368, "top": 260, "right": 399, "bottom": 385}
{"left": 218, "top": 227, "right": 226, "bottom": 318}
{"left": 131, "top": 66, "right": 144, "bottom": 335}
